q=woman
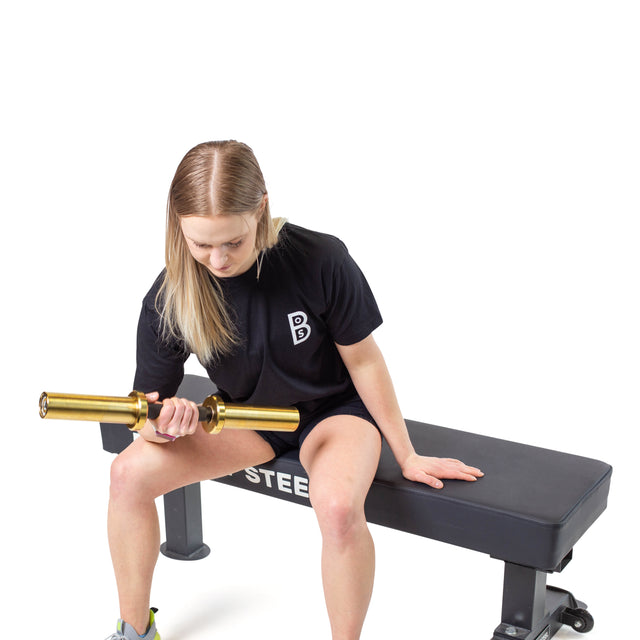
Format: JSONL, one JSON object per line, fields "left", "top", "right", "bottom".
{"left": 106, "top": 140, "right": 483, "bottom": 640}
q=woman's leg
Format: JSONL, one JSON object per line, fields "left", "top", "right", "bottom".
{"left": 299, "top": 416, "right": 382, "bottom": 640}
{"left": 108, "top": 426, "right": 275, "bottom": 635}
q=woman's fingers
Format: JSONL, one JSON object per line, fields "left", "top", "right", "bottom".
{"left": 402, "top": 454, "right": 484, "bottom": 488}
{"left": 147, "top": 395, "right": 200, "bottom": 438}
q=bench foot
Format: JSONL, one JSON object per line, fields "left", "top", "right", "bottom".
{"left": 160, "top": 541, "right": 210, "bottom": 561}
{"left": 492, "top": 562, "right": 593, "bottom": 639}
{"left": 160, "top": 483, "right": 210, "bottom": 561}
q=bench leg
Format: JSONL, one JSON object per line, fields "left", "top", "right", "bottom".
{"left": 492, "top": 561, "right": 592, "bottom": 639}
{"left": 160, "top": 483, "right": 210, "bottom": 561}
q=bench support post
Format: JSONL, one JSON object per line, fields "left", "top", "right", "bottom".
{"left": 160, "top": 483, "right": 210, "bottom": 561}
{"left": 492, "top": 560, "right": 586, "bottom": 640}
{"left": 500, "top": 562, "right": 548, "bottom": 631}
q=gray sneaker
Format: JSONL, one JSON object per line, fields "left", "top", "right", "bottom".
{"left": 105, "top": 608, "right": 160, "bottom": 640}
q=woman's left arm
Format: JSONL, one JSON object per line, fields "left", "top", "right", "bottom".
{"left": 336, "top": 334, "right": 483, "bottom": 489}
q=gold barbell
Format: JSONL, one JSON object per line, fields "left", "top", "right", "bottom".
{"left": 39, "top": 390, "right": 299, "bottom": 434}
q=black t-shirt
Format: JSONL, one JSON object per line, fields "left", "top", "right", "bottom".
{"left": 133, "top": 223, "right": 383, "bottom": 416}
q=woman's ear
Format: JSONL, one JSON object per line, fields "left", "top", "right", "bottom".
{"left": 254, "top": 193, "right": 268, "bottom": 224}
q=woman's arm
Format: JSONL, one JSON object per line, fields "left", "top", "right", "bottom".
{"left": 336, "top": 335, "right": 483, "bottom": 488}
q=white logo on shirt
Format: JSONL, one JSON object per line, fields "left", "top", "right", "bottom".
{"left": 288, "top": 311, "right": 311, "bottom": 345}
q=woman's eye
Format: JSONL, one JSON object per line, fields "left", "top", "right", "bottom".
{"left": 191, "top": 239, "right": 242, "bottom": 249}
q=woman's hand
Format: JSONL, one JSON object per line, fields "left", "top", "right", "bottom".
{"left": 401, "top": 452, "right": 484, "bottom": 489}
{"left": 144, "top": 392, "right": 201, "bottom": 440}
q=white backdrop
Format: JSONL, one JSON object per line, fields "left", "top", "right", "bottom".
{"left": 2, "top": 2, "right": 637, "bottom": 639}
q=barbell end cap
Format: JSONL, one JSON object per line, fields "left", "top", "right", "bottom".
{"left": 39, "top": 392, "right": 49, "bottom": 419}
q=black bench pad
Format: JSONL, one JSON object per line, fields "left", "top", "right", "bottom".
{"left": 216, "top": 420, "right": 611, "bottom": 572}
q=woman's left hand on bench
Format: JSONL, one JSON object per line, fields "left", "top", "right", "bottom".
{"left": 401, "top": 454, "right": 484, "bottom": 490}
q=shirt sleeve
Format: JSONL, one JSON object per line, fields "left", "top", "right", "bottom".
{"left": 324, "top": 246, "right": 383, "bottom": 346}
{"left": 132, "top": 286, "right": 189, "bottom": 400}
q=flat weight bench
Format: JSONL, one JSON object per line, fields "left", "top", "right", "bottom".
{"left": 101, "top": 374, "right": 612, "bottom": 640}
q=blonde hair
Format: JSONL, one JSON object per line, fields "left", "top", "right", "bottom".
{"left": 158, "top": 141, "right": 285, "bottom": 363}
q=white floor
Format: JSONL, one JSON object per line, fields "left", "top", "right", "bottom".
{"left": 5, "top": 420, "right": 626, "bottom": 640}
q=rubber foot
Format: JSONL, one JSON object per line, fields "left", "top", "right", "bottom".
{"left": 160, "top": 542, "right": 211, "bottom": 561}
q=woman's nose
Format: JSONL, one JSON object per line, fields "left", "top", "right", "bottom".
{"left": 209, "top": 247, "right": 228, "bottom": 268}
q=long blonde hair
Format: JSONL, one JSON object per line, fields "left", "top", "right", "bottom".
{"left": 158, "top": 141, "right": 284, "bottom": 363}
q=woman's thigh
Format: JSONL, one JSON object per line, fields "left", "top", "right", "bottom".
{"left": 299, "top": 415, "right": 381, "bottom": 513}
{"left": 111, "top": 425, "right": 276, "bottom": 500}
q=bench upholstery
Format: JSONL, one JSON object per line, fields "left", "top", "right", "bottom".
{"left": 101, "top": 374, "right": 612, "bottom": 639}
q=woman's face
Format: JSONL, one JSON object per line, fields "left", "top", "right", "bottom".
{"left": 180, "top": 212, "right": 260, "bottom": 278}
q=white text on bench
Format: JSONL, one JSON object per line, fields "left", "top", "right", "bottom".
{"left": 244, "top": 467, "right": 309, "bottom": 498}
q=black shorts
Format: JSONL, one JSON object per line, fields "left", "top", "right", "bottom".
{"left": 256, "top": 394, "right": 380, "bottom": 457}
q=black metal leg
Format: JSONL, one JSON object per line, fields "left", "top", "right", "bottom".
{"left": 492, "top": 561, "right": 589, "bottom": 640}
{"left": 160, "top": 483, "right": 210, "bottom": 561}
{"left": 501, "top": 562, "right": 548, "bottom": 631}
{"left": 157, "top": 374, "right": 218, "bottom": 560}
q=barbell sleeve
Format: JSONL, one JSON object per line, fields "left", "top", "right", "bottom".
{"left": 39, "top": 390, "right": 300, "bottom": 434}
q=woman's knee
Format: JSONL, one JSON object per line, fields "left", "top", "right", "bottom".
{"left": 109, "top": 445, "right": 158, "bottom": 503}
{"left": 311, "top": 488, "right": 366, "bottom": 544}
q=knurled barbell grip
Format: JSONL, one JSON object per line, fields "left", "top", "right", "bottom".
{"left": 146, "top": 402, "right": 213, "bottom": 423}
